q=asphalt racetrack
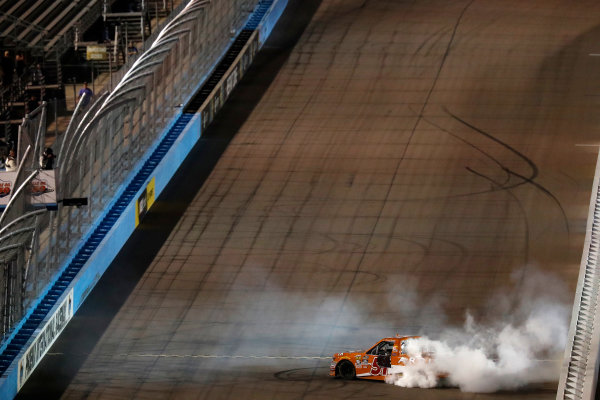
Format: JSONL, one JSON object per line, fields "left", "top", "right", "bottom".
{"left": 18, "top": 0, "right": 600, "bottom": 399}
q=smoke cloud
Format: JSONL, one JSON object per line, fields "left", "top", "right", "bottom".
{"left": 385, "top": 267, "right": 571, "bottom": 392}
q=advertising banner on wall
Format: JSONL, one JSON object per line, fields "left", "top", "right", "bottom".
{"left": 0, "top": 170, "right": 57, "bottom": 209}
{"left": 0, "top": 172, "right": 13, "bottom": 206}
{"left": 17, "top": 289, "right": 74, "bottom": 390}
{"left": 31, "top": 170, "right": 57, "bottom": 208}
{"left": 201, "top": 32, "right": 259, "bottom": 131}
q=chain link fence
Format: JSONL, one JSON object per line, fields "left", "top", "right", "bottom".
{"left": 0, "top": 0, "right": 260, "bottom": 340}
{"left": 0, "top": 103, "right": 47, "bottom": 338}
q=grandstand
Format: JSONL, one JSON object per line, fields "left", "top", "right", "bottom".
{"left": 0, "top": 0, "right": 178, "bottom": 151}
{"left": 0, "top": 0, "right": 186, "bottom": 375}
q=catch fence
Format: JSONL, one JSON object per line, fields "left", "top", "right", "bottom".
{"left": 0, "top": 0, "right": 261, "bottom": 342}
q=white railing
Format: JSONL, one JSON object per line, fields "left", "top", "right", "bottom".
{"left": 557, "top": 151, "right": 600, "bottom": 400}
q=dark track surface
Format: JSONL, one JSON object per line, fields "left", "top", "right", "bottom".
{"left": 18, "top": 0, "right": 600, "bottom": 399}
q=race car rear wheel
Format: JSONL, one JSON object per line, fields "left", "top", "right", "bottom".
{"left": 337, "top": 360, "right": 356, "bottom": 380}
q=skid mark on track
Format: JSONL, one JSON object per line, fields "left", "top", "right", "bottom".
{"left": 466, "top": 167, "right": 530, "bottom": 264}
{"left": 274, "top": 366, "right": 330, "bottom": 381}
{"left": 413, "top": 25, "right": 452, "bottom": 57}
{"left": 275, "top": 366, "right": 357, "bottom": 398}
{"left": 423, "top": 117, "right": 512, "bottom": 187}
{"left": 445, "top": 108, "right": 570, "bottom": 234}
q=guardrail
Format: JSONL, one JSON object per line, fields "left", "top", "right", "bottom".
{"left": 557, "top": 152, "right": 600, "bottom": 400}
{"left": 0, "top": 0, "right": 288, "bottom": 398}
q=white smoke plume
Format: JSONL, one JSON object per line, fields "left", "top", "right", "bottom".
{"left": 385, "top": 267, "right": 571, "bottom": 392}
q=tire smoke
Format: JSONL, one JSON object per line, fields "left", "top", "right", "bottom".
{"left": 385, "top": 268, "right": 571, "bottom": 392}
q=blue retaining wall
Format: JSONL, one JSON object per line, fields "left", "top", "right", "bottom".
{"left": 259, "top": 0, "right": 289, "bottom": 46}
{"left": 0, "top": 0, "right": 288, "bottom": 398}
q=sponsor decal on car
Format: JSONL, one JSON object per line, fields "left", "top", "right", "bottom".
{"left": 370, "top": 358, "right": 388, "bottom": 376}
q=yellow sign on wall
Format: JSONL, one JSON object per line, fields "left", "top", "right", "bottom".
{"left": 146, "top": 177, "right": 155, "bottom": 209}
{"left": 135, "top": 177, "right": 156, "bottom": 227}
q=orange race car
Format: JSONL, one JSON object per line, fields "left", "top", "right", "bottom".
{"left": 330, "top": 335, "right": 426, "bottom": 380}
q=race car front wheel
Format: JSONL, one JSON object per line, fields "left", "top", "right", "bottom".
{"left": 337, "top": 360, "right": 356, "bottom": 380}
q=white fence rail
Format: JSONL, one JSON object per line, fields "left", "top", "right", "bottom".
{"left": 557, "top": 151, "right": 600, "bottom": 400}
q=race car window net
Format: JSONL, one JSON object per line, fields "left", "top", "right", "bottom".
{"left": 380, "top": 341, "right": 394, "bottom": 355}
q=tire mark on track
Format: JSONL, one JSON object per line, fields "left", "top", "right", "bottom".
{"left": 465, "top": 166, "right": 533, "bottom": 313}
{"left": 466, "top": 167, "right": 530, "bottom": 264}
{"left": 445, "top": 108, "right": 570, "bottom": 234}
{"left": 414, "top": 25, "right": 452, "bottom": 57}
{"left": 423, "top": 117, "right": 512, "bottom": 187}
{"left": 274, "top": 366, "right": 330, "bottom": 382}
